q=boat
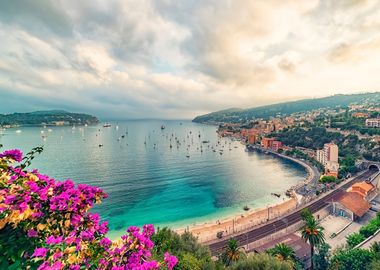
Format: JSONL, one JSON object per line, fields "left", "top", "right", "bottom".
{"left": 161, "top": 125, "right": 165, "bottom": 130}
{"left": 186, "top": 155, "right": 190, "bottom": 158}
{"left": 271, "top": 193, "right": 281, "bottom": 198}
{"left": 243, "top": 205, "right": 250, "bottom": 211}
{"left": 202, "top": 140, "right": 210, "bottom": 143}
{"left": 15, "top": 130, "right": 22, "bottom": 134}
{"left": 99, "top": 144, "right": 103, "bottom": 147}
{"left": 103, "top": 123, "right": 111, "bottom": 127}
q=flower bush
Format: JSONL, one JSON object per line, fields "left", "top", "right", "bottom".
{"left": 0, "top": 148, "right": 177, "bottom": 270}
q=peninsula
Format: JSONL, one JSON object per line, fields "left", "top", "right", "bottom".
{"left": 0, "top": 110, "right": 99, "bottom": 127}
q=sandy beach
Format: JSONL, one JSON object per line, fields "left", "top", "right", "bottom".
{"left": 176, "top": 197, "right": 298, "bottom": 243}
{"left": 176, "top": 151, "right": 317, "bottom": 243}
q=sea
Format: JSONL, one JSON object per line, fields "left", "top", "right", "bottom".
{"left": 0, "top": 120, "right": 306, "bottom": 237}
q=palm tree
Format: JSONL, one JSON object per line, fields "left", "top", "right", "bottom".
{"left": 220, "top": 238, "right": 246, "bottom": 266}
{"left": 300, "top": 215, "right": 325, "bottom": 270}
{"left": 267, "top": 243, "right": 297, "bottom": 267}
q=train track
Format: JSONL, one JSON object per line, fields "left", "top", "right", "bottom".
{"left": 208, "top": 168, "right": 378, "bottom": 255}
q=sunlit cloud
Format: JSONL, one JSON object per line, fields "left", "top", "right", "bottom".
{"left": 0, "top": 0, "right": 380, "bottom": 119}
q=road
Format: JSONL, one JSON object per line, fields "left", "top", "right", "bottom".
{"left": 208, "top": 168, "right": 379, "bottom": 255}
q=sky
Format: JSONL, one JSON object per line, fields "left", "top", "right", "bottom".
{"left": 1, "top": 0, "right": 380, "bottom": 119}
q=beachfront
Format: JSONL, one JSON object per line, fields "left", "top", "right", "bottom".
{"left": 176, "top": 149, "right": 318, "bottom": 243}
{"left": 176, "top": 197, "right": 298, "bottom": 243}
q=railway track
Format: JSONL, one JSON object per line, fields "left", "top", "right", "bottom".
{"left": 208, "top": 168, "right": 378, "bottom": 255}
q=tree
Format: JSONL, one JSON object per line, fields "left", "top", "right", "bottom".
{"left": 313, "top": 243, "right": 330, "bottom": 270}
{"left": 220, "top": 238, "right": 246, "bottom": 266}
{"left": 329, "top": 248, "right": 373, "bottom": 270}
{"left": 300, "top": 208, "right": 313, "bottom": 221}
{"left": 229, "top": 253, "right": 293, "bottom": 270}
{"left": 300, "top": 214, "right": 325, "bottom": 270}
{"left": 371, "top": 242, "right": 380, "bottom": 255}
{"left": 267, "top": 243, "right": 298, "bottom": 268}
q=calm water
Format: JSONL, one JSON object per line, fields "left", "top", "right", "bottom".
{"left": 0, "top": 120, "right": 306, "bottom": 236}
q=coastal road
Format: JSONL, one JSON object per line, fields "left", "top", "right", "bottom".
{"left": 208, "top": 167, "right": 379, "bottom": 255}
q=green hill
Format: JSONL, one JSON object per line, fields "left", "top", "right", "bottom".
{"left": 193, "top": 92, "right": 380, "bottom": 123}
{"left": 0, "top": 110, "right": 99, "bottom": 126}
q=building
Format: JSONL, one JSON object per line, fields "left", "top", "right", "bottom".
{"left": 261, "top": 138, "right": 283, "bottom": 151}
{"left": 352, "top": 112, "right": 369, "bottom": 118}
{"left": 247, "top": 133, "right": 258, "bottom": 144}
{"left": 348, "top": 182, "right": 376, "bottom": 201}
{"left": 366, "top": 118, "right": 380, "bottom": 128}
{"left": 332, "top": 192, "right": 371, "bottom": 221}
{"left": 271, "top": 141, "right": 283, "bottom": 151}
{"left": 324, "top": 143, "right": 338, "bottom": 163}
{"left": 325, "top": 162, "right": 339, "bottom": 178}
{"left": 316, "top": 150, "right": 325, "bottom": 164}
{"left": 316, "top": 143, "right": 339, "bottom": 177}
{"left": 316, "top": 143, "right": 339, "bottom": 165}
{"left": 53, "top": 121, "right": 68, "bottom": 126}
{"left": 261, "top": 137, "right": 275, "bottom": 149}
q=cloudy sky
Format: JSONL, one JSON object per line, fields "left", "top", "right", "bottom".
{"left": 1, "top": 0, "right": 380, "bottom": 119}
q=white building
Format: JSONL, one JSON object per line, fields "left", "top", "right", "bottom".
{"left": 316, "top": 143, "right": 339, "bottom": 177}
{"left": 366, "top": 118, "right": 380, "bottom": 128}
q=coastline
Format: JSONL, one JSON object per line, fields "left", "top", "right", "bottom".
{"left": 105, "top": 146, "right": 314, "bottom": 242}
{"left": 174, "top": 145, "right": 317, "bottom": 243}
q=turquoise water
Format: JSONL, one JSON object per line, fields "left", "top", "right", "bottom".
{"left": 0, "top": 120, "right": 306, "bottom": 236}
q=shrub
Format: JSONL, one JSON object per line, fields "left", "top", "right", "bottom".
{"left": 229, "top": 253, "right": 293, "bottom": 270}
{"left": 360, "top": 221, "right": 380, "bottom": 238}
{"left": 346, "top": 233, "right": 366, "bottom": 248}
{"left": 319, "top": 175, "right": 336, "bottom": 183}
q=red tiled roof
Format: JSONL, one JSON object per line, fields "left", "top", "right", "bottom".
{"left": 336, "top": 192, "right": 371, "bottom": 217}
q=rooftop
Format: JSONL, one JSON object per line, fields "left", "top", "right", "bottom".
{"left": 336, "top": 192, "right": 371, "bottom": 217}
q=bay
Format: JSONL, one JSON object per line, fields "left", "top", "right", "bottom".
{"left": 0, "top": 120, "right": 306, "bottom": 236}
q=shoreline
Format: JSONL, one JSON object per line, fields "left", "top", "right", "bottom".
{"left": 174, "top": 144, "right": 318, "bottom": 243}
{"left": 105, "top": 146, "right": 314, "bottom": 242}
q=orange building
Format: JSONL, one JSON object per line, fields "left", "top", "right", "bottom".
{"left": 248, "top": 134, "right": 258, "bottom": 144}
{"left": 348, "top": 182, "right": 376, "bottom": 200}
{"left": 261, "top": 137, "right": 275, "bottom": 149}
{"left": 352, "top": 112, "right": 369, "bottom": 118}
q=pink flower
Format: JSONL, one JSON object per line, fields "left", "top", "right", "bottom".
{"left": 100, "top": 237, "right": 112, "bottom": 248}
{"left": 0, "top": 149, "right": 22, "bottom": 162}
{"left": 46, "top": 235, "right": 63, "bottom": 245}
{"left": 32, "top": 247, "right": 48, "bottom": 258}
{"left": 27, "top": 229, "right": 38, "bottom": 238}
{"left": 164, "top": 252, "right": 178, "bottom": 270}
